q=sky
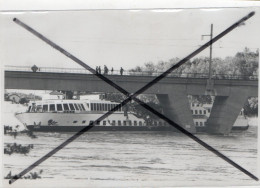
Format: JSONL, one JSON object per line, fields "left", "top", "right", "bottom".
{"left": 0, "top": 7, "right": 259, "bottom": 71}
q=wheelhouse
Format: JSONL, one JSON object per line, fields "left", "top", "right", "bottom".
{"left": 27, "top": 100, "right": 88, "bottom": 113}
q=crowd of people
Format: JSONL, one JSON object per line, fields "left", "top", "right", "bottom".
{"left": 96, "top": 65, "right": 124, "bottom": 75}
{"left": 31, "top": 64, "right": 125, "bottom": 75}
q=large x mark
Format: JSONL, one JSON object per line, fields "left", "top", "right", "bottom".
{"left": 9, "top": 11, "right": 257, "bottom": 184}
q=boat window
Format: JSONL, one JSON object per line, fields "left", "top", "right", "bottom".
{"left": 208, "top": 109, "right": 211, "bottom": 113}
{"left": 118, "top": 120, "right": 121, "bottom": 126}
{"left": 111, "top": 104, "right": 116, "bottom": 111}
{"left": 108, "top": 104, "right": 111, "bottom": 111}
{"left": 89, "top": 121, "right": 94, "bottom": 125}
{"left": 27, "top": 106, "right": 31, "bottom": 112}
{"left": 50, "top": 104, "right": 55, "bottom": 111}
{"left": 74, "top": 103, "right": 79, "bottom": 111}
{"left": 204, "top": 110, "right": 206, "bottom": 114}
{"left": 43, "top": 105, "right": 48, "bottom": 112}
{"left": 123, "top": 121, "right": 127, "bottom": 126}
{"left": 80, "top": 104, "right": 86, "bottom": 111}
{"left": 91, "top": 103, "right": 94, "bottom": 111}
{"left": 57, "top": 104, "right": 63, "bottom": 111}
{"left": 73, "top": 121, "right": 77, "bottom": 123}
{"left": 103, "top": 121, "right": 106, "bottom": 125}
{"left": 199, "top": 110, "right": 202, "bottom": 114}
{"left": 129, "top": 121, "right": 132, "bottom": 126}
{"left": 112, "top": 120, "right": 115, "bottom": 125}
{"left": 82, "top": 120, "right": 86, "bottom": 124}
{"left": 191, "top": 110, "right": 193, "bottom": 114}
{"left": 96, "top": 103, "right": 100, "bottom": 111}
{"left": 94, "top": 103, "right": 97, "bottom": 111}
{"left": 36, "top": 105, "right": 42, "bottom": 112}
{"left": 195, "top": 110, "right": 198, "bottom": 114}
{"left": 77, "top": 103, "right": 82, "bottom": 111}
{"left": 102, "top": 104, "right": 105, "bottom": 111}
{"left": 97, "top": 121, "right": 100, "bottom": 125}
{"left": 154, "top": 121, "right": 158, "bottom": 126}
{"left": 139, "top": 121, "right": 142, "bottom": 126}
{"left": 196, "top": 122, "right": 199, "bottom": 126}
{"left": 31, "top": 104, "right": 36, "bottom": 112}
{"left": 69, "top": 103, "right": 75, "bottom": 111}
{"left": 200, "top": 122, "right": 203, "bottom": 126}
{"left": 134, "top": 121, "right": 137, "bottom": 126}
{"left": 63, "top": 104, "right": 69, "bottom": 111}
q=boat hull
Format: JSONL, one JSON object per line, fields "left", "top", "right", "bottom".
{"left": 26, "top": 125, "right": 177, "bottom": 132}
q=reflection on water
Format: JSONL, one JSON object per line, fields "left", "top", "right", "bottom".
{"left": 3, "top": 127, "right": 258, "bottom": 187}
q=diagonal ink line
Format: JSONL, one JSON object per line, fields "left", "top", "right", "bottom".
{"left": 10, "top": 11, "right": 257, "bottom": 183}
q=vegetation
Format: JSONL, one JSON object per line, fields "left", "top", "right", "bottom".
{"left": 130, "top": 48, "right": 258, "bottom": 78}
{"left": 5, "top": 170, "right": 43, "bottom": 180}
{"left": 129, "top": 48, "right": 258, "bottom": 116}
{"left": 4, "top": 143, "right": 33, "bottom": 155}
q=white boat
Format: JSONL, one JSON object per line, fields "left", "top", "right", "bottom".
{"left": 15, "top": 99, "right": 170, "bottom": 132}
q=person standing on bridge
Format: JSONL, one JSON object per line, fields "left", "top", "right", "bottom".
{"left": 104, "top": 65, "right": 108, "bottom": 75}
{"left": 31, "top": 65, "right": 38, "bottom": 72}
{"left": 98, "top": 66, "right": 101, "bottom": 74}
{"left": 111, "top": 67, "right": 114, "bottom": 75}
{"left": 96, "top": 66, "right": 99, "bottom": 74}
{"left": 120, "top": 67, "right": 124, "bottom": 75}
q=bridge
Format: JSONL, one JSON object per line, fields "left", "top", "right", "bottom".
{"left": 5, "top": 66, "right": 258, "bottom": 134}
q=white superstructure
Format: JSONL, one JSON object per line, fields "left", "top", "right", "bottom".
{"left": 15, "top": 99, "right": 147, "bottom": 131}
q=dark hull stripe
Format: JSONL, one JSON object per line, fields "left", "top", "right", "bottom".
{"left": 26, "top": 125, "right": 177, "bottom": 132}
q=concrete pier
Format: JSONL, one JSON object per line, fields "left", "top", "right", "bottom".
{"left": 157, "top": 93, "right": 196, "bottom": 133}
{"left": 207, "top": 88, "right": 251, "bottom": 134}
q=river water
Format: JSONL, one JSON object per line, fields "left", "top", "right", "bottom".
{"left": 3, "top": 126, "right": 259, "bottom": 187}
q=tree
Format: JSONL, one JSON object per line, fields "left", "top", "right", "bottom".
{"left": 244, "top": 97, "right": 258, "bottom": 116}
{"left": 19, "top": 98, "right": 29, "bottom": 104}
{"left": 129, "top": 66, "right": 142, "bottom": 72}
{"left": 234, "top": 47, "right": 259, "bottom": 78}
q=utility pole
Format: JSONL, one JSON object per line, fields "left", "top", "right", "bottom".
{"left": 201, "top": 24, "right": 213, "bottom": 80}
{"left": 202, "top": 24, "right": 215, "bottom": 95}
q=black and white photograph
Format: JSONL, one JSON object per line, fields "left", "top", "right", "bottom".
{"left": 1, "top": 1, "right": 260, "bottom": 187}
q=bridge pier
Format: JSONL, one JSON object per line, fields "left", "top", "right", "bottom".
{"left": 157, "top": 93, "right": 196, "bottom": 133}
{"left": 207, "top": 88, "right": 250, "bottom": 134}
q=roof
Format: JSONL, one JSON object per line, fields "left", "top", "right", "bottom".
{"left": 49, "top": 91, "right": 64, "bottom": 95}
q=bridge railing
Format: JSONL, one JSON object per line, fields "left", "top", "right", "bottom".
{"left": 4, "top": 65, "right": 258, "bottom": 80}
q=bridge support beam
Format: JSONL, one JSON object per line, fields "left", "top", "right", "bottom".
{"left": 207, "top": 88, "right": 250, "bottom": 134}
{"left": 156, "top": 93, "right": 196, "bottom": 133}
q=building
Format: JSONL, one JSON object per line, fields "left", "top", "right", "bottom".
{"left": 190, "top": 102, "right": 211, "bottom": 127}
{"left": 42, "top": 91, "right": 64, "bottom": 100}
